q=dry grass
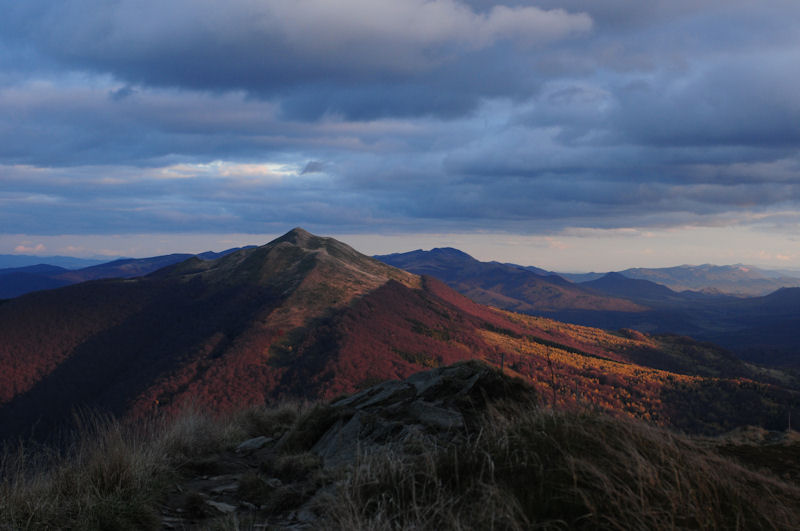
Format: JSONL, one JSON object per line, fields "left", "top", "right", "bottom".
{"left": 2, "top": 399, "right": 800, "bottom": 530}
{"left": 0, "top": 403, "right": 311, "bottom": 531}
{"left": 321, "top": 404, "right": 800, "bottom": 530}
{"left": 0, "top": 413, "right": 168, "bottom": 530}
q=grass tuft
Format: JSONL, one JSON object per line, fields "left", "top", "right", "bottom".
{"left": 321, "top": 404, "right": 800, "bottom": 530}
{"left": 0, "top": 412, "right": 167, "bottom": 530}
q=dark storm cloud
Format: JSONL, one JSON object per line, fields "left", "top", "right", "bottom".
{"left": 610, "top": 59, "right": 800, "bottom": 149}
{"left": 1, "top": 0, "right": 800, "bottom": 238}
{"left": 0, "top": 1, "right": 589, "bottom": 92}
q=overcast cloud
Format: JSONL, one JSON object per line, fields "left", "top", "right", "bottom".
{"left": 1, "top": 0, "right": 799, "bottom": 268}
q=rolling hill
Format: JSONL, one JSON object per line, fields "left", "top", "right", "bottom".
{"left": 1, "top": 229, "right": 798, "bottom": 444}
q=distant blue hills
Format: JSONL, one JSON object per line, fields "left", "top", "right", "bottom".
{"left": 0, "top": 254, "right": 110, "bottom": 269}
{"left": 0, "top": 247, "right": 255, "bottom": 299}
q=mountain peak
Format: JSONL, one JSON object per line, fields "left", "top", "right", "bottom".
{"left": 429, "top": 247, "right": 476, "bottom": 260}
{"left": 273, "top": 227, "right": 315, "bottom": 246}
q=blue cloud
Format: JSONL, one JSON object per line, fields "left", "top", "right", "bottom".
{"left": 0, "top": 0, "right": 799, "bottom": 241}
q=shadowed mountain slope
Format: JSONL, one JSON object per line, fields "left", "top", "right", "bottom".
{"left": 0, "top": 229, "right": 418, "bottom": 439}
{"left": 1, "top": 229, "right": 798, "bottom": 444}
{"left": 0, "top": 270, "right": 74, "bottom": 298}
{"left": 545, "top": 284, "right": 800, "bottom": 367}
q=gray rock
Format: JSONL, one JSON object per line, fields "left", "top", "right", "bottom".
{"left": 205, "top": 500, "right": 237, "bottom": 513}
{"left": 298, "top": 507, "right": 317, "bottom": 522}
{"left": 210, "top": 482, "right": 239, "bottom": 494}
{"left": 405, "top": 368, "right": 446, "bottom": 396}
{"left": 408, "top": 400, "right": 464, "bottom": 429}
{"left": 331, "top": 379, "right": 415, "bottom": 409}
{"left": 308, "top": 361, "right": 525, "bottom": 469}
{"left": 312, "top": 412, "right": 368, "bottom": 466}
{"left": 236, "top": 435, "right": 272, "bottom": 452}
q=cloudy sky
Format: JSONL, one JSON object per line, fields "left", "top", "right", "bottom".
{"left": 2, "top": 0, "right": 800, "bottom": 271}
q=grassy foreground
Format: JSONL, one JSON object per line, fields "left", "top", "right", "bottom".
{"left": 2, "top": 399, "right": 799, "bottom": 530}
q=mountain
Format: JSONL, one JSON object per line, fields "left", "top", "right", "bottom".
{"left": 582, "top": 272, "right": 683, "bottom": 302}
{"left": 547, "top": 279, "right": 800, "bottom": 366}
{"left": 0, "top": 229, "right": 419, "bottom": 440}
{"left": 0, "top": 246, "right": 255, "bottom": 299}
{"left": 2, "top": 228, "right": 799, "bottom": 444}
{"left": 0, "top": 264, "right": 75, "bottom": 298}
{"left": 699, "top": 287, "right": 800, "bottom": 366}
{"left": 55, "top": 253, "right": 196, "bottom": 282}
{"left": 0, "top": 254, "right": 108, "bottom": 269}
{"left": 586, "top": 264, "right": 800, "bottom": 297}
{"left": 378, "top": 250, "right": 800, "bottom": 366}
{"left": 559, "top": 264, "right": 800, "bottom": 296}
{"left": 0, "top": 264, "right": 69, "bottom": 276}
{"left": 503, "top": 263, "right": 551, "bottom": 276}
{"left": 579, "top": 272, "right": 737, "bottom": 307}
{"left": 375, "top": 248, "right": 644, "bottom": 313}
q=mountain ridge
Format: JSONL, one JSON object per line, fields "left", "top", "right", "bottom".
{"left": 2, "top": 229, "right": 799, "bottom": 444}
{"left": 375, "top": 248, "right": 644, "bottom": 313}
{"left": 378, "top": 248, "right": 800, "bottom": 365}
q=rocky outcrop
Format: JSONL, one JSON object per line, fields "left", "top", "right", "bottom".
{"left": 159, "top": 360, "right": 537, "bottom": 529}
{"left": 312, "top": 360, "right": 535, "bottom": 466}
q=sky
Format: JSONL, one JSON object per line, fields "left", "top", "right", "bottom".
{"left": 1, "top": 1, "right": 800, "bottom": 271}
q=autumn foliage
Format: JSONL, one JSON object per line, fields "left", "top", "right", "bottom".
{"left": 1, "top": 229, "right": 798, "bottom": 443}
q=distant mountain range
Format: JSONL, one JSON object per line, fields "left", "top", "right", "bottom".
{"left": 6, "top": 247, "right": 798, "bottom": 300}
{"left": 0, "top": 254, "right": 108, "bottom": 269}
{"left": 377, "top": 249, "right": 800, "bottom": 366}
{"left": 375, "top": 248, "right": 644, "bottom": 313}
{"left": 4, "top": 243, "right": 799, "bottom": 367}
{"left": 561, "top": 264, "right": 800, "bottom": 297}
{"left": 0, "top": 247, "right": 255, "bottom": 299}
{"left": 3, "top": 229, "right": 799, "bottom": 444}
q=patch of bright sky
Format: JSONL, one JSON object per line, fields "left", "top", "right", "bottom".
{"left": 156, "top": 161, "right": 298, "bottom": 181}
